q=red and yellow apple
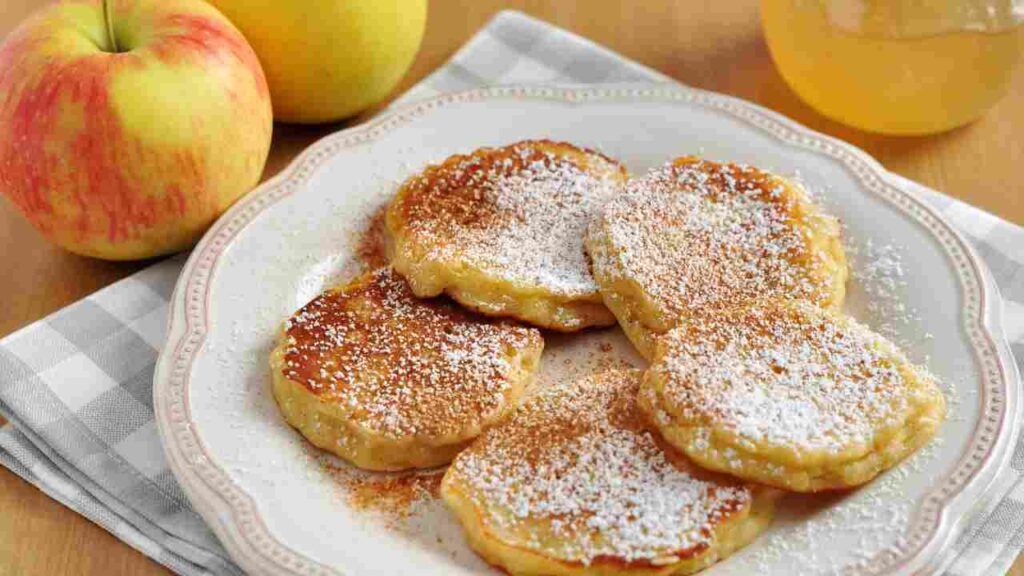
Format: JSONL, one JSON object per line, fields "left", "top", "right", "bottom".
{"left": 207, "top": 0, "right": 427, "bottom": 124}
{"left": 0, "top": 0, "right": 273, "bottom": 260}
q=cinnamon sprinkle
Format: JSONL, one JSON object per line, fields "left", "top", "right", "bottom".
{"left": 319, "top": 454, "right": 444, "bottom": 522}
{"left": 354, "top": 203, "right": 389, "bottom": 269}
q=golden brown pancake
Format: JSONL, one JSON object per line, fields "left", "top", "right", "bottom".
{"left": 270, "top": 267, "right": 544, "bottom": 471}
{"left": 442, "top": 369, "right": 775, "bottom": 575}
{"left": 586, "top": 156, "right": 847, "bottom": 359}
{"left": 386, "top": 140, "right": 627, "bottom": 331}
{"left": 640, "top": 300, "right": 946, "bottom": 492}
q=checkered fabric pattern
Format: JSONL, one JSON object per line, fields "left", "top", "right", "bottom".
{"left": 1, "top": 11, "right": 1021, "bottom": 576}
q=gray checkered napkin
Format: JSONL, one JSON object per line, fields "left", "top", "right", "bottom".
{"left": 1, "top": 10, "right": 1022, "bottom": 576}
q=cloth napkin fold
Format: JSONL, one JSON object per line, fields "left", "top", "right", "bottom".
{"left": 1, "top": 10, "right": 1022, "bottom": 576}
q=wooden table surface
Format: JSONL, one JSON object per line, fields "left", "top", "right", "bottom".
{"left": 1, "top": 1, "right": 1022, "bottom": 574}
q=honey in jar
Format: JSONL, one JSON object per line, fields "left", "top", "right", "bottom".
{"left": 761, "top": 0, "right": 1023, "bottom": 134}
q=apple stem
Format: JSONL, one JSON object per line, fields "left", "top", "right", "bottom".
{"left": 102, "top": 0, "right": 120, "bottom": 53}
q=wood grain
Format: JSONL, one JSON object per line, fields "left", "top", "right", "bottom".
{"left": 1, "top": 1, "right": 1022, "bottom": 574}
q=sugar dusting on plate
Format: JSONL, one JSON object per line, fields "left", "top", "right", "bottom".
{"left": 851, "top": 238, "right": 922, "bottom": 340}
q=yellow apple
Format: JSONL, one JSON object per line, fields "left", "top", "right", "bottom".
{"left": 208, "top": 0, "right": 427, "bottom": 124}
{"left": 0, "top": 0, "right": 273, "bottom": 260}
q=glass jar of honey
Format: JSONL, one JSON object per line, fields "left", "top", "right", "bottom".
{"left": 761, "top": 0, "right": 1023, "bottom": 134}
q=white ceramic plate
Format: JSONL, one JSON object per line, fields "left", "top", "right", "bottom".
{"left": 154, "top": 85, "right": 1020, "bottom": 576}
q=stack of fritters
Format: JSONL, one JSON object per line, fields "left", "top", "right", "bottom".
{"left": 270, "top": 141, "right": 945, "bottom": 576}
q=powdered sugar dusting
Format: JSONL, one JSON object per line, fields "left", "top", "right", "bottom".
{"left": 850, "top": 239, "right": 922, "bottom": 340}
{"left": 744, "top": 438, "right": 942, "bottom": 575}
{"left": 449, "top": 370, "right": 752, "bottom": 565}
{"left": 282, "top": 267, "right": 542, "bottom": 438}
{"left": 589, "top": 157, "right": 840, "bottom": 316}
{"left": 392, "top": 141, "right": 625, "bottom": 295}
{"left": 655, "top": 302, "right": 914, "bottom": 453}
